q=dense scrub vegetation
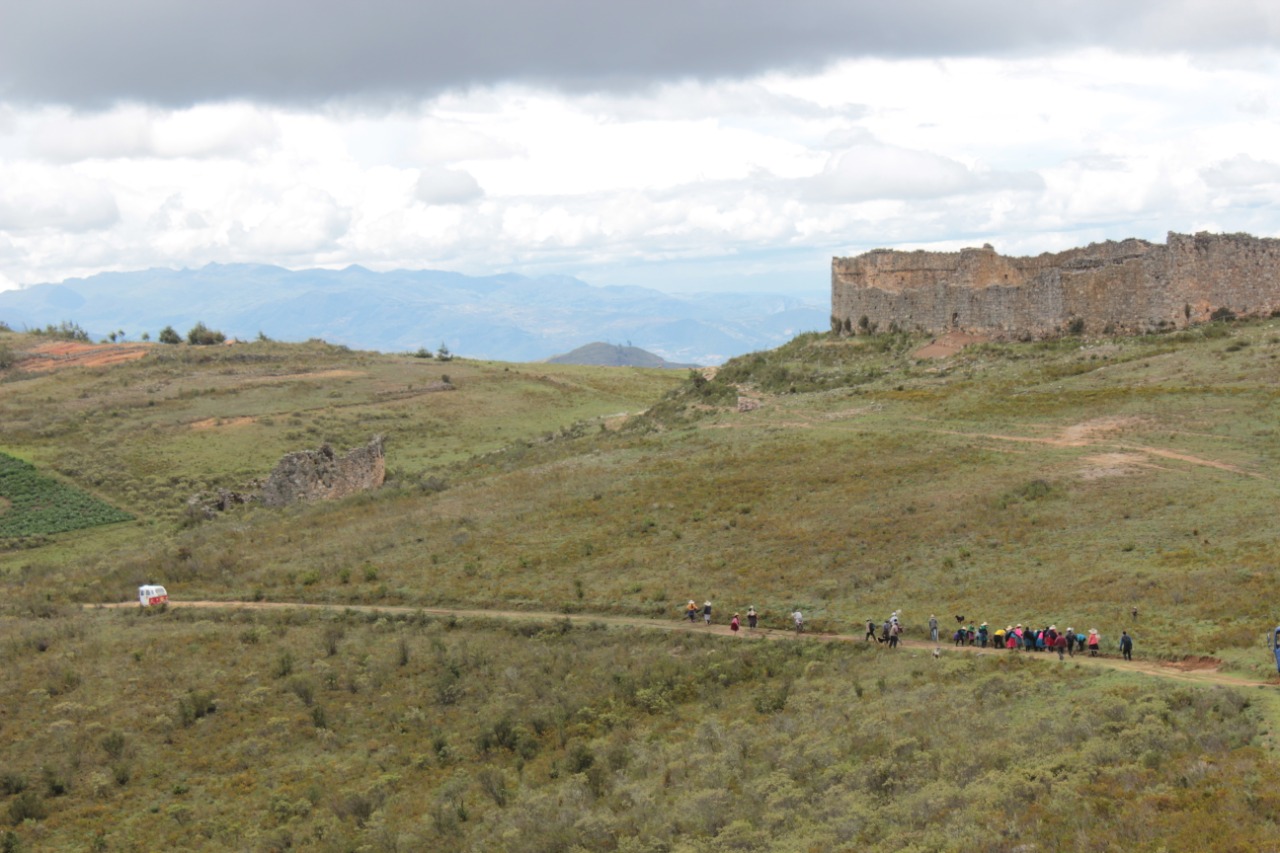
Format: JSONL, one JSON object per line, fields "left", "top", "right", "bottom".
{"left": 1, "top": 608, "right": 1276, "bottom": 852}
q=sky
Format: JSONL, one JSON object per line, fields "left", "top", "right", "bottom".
{"left": 3, "top": 0, "right": 1280, "bottom": 295}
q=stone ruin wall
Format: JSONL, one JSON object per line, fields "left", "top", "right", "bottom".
{"left": 258, "top": 435, "right": 386, "bottom": 508}
{"left": 831, "top": 232, "right": 1280, "bottom": 339}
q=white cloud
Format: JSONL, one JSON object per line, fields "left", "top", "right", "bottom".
{"left": 230, "top": 187, "right": 351, "bottom": 258}
{"left": 0, "top": 164, "right": 119, "bottom": 231}
{"left": 805, "top": 142, "right": 1041, "bottom": 202}
{"left": 1202, "top": 153, "right": 1280, "bottom": 187}
{"left": 415, "top": 166, "right": 483, "bottom": 205}
{"left": 5, "top": 47, "right": 1280, "bottom": 291}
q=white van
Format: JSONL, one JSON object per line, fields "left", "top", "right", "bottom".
{"left": 138, "top": 585, "right": 169, "bottom": 606}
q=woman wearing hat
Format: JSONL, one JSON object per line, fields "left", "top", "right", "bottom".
{"left": 1087, "top": 628, "right": 1100, "bottom": 656}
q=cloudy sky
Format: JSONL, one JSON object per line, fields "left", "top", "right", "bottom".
{"left": 3, "top": 0, "right": 1280, "bottom": 294}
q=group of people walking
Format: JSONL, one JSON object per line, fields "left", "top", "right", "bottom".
{"left": 924, "top": 614, "right": 1134, "bottom": 660}
{"left": 683, "top": 600, "right": 1136, "bottom": 660}
{"left": 685, "top": 600, "right": 761, "bottom": 634}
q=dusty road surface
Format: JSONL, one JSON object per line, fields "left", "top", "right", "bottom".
{"left": 92, "top": 599, "right": 1277, "bottom": 690}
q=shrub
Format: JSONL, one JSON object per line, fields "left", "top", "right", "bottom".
{"left": 101, "top": 731, "right": 126, "bottom": 761}
{"left": 186, "top": 322, "right": 226, "bottom": 346}
{"left": 30, "top": 321, "right": 89, "bottom": 342}
{"left": 158, "top": 326, "right": 181, "bottom": 345}
{"left": 7, "top": 790, "right": 45, "bottom": 825}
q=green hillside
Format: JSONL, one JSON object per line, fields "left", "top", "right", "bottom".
{"left": 2, "top": 322, "right": 1280, "bottom": 850}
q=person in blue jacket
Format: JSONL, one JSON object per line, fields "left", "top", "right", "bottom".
{"left": 1272, "top": 626, "right": 1280, "bottom": 674}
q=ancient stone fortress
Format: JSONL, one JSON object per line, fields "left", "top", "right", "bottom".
{"left": 831, "top": 232, "right": 1280, "bottom": 338}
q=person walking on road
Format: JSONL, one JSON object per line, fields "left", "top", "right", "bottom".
{"left": 730, "top": 613, "right": 741, "bottom": 635}
{"left": 747, "top": 606, "right": 758, "bottom": 630}
{"left": 865, "top": 619, "right": 880, "bottom": 642}
{"left": 1087, "top": 629, "right": 1100, "bottom": 657}
{"left": 929, "top": 614, "right": 939, "bottom": 643}
{"left": 703, "top": 601, "right": 713, "bottom": 625}
{"left": 1119, "top": 630, "right": 1133, "bottom": 661}
{"left": 685, "top": 600, "right": 698, "bottom": 622}
{"left": 792, "top": 609, "right": 804, "bottom": 633}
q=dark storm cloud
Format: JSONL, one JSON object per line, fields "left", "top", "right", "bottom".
{"left": 2, "top": 0, "right": 1277, "bottom": 107}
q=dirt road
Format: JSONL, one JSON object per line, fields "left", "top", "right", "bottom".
{"left": 94, "top": 599, "right": 1277, "bottom": 690}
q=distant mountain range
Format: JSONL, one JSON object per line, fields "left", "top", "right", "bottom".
{"left": 0, "top": 264, "right": 827, "bottom": 365}
{"left": 546, "top": 342, "right": 699, "bottom": 369}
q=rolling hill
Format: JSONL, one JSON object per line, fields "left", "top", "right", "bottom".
{"left": 545, "top": 342, "right": 700, "bottom": 369}
{"left": 1, "top": 319, "right": 1279, "bottom": 850}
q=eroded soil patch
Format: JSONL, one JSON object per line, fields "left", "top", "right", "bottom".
{"left": 190, "top": 416, "right": 256, "bottom": 431}
{"left": 17, "top": 341, "right": 152, "bottom": 372}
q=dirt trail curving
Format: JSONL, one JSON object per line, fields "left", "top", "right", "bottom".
{"left": 92, "top": 600, "right": 1276, "bottom": 690}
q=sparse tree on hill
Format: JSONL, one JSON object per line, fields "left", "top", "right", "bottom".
{"left": 437, "top": 343, "right": 453, "bottom": 361}
{"left": 187, "top": 322, "right": 226, "bottom": 346}
{"left": 140, "top": 332, "right": 150, "bottom": 342}
{"left": 158, "top": 326, "right": 181, "bottom": 345}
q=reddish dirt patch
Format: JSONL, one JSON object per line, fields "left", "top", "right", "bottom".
{"left": 913, "top": 332, "right": 989, "bottom": 359}
{"left": 190, "top": 416, "right": 256, "bottom": 431}
{"left": 243, "top": 369, "right": 363, "bottom": 384}
{"left": 17, "top": 341, "right": 152, "bottom": 372}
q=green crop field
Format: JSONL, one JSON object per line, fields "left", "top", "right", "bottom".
{"left": 2, "top": 322, "right": 1280, "bottom": 851}
{"left": 0, "top": 452, "right": 132, "bottom": 541}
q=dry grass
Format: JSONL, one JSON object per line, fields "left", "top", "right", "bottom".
{"left": 3, "top": 320, "right": 1280, "bottom": 848}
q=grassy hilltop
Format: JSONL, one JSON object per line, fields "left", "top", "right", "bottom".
{"left": 2, "top": 322, "right": 1280, "bottom": 851}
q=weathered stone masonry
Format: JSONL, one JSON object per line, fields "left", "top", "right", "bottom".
{"left": 258, "top": 436, "right": 386, "bottom": 507}
{"left": 831, "top": 232, "right": 1280, "bottom": 339}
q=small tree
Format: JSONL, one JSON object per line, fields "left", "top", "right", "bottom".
{"left": 158, "top": 326, "right": 181, "bottom": 345}
{"left": 140, "top": 332, "right": 150, "bottom": 342}
{"left": 436, "top": 343, "right": 453, "bottom": 362}
{"left": 187, "top": 322, "right": 226, "bottom": 346}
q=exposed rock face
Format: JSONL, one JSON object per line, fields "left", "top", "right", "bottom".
{"left": 258, "top": 436, "right": 386, "bottom": 508}
{"left": 831, "top": 232, "right": 1280, "bottom": 339}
